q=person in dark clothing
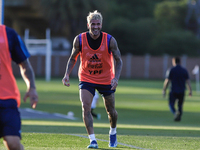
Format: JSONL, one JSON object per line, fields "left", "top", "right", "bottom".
{"left": 163, "top": 57, "right": 192, "bottom": 121}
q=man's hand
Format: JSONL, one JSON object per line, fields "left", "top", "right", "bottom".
{"left": 62, "top": 74, "right": 70, "bottom": 87}
{"left": 162, "top": 90, "right": 166, "bottom": 98}
{"left": 23, "top": 88, "right": 38, "bottom": 109}
{"left": 189, "top": 91, "right": 192, "bottom": 97}
{"left": 111, "top": 78, "right": 118, "bottom": 90}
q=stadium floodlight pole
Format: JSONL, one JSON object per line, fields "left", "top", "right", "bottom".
{"left": 0, "top": 0, "right": 4, "bottom": 24}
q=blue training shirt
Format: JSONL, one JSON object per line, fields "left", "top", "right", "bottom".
{"left": 6, "top": 26, "right": 30, "bottom": 64}
{"left": 167, "top": 65, "right": 189, "bottom": 93}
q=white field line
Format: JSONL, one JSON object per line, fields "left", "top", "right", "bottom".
{"left": 68, "top": 133, "right": 152, "bottom": 150}
{"left": 29, "top": 132, "right": 152, "bottom": 150}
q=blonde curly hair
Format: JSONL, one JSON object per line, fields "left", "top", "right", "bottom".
{"left": 87, "top": 10, "right": 103, "bottom": 24}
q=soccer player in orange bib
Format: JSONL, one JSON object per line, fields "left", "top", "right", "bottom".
{"left": 62, "top": 10, "right": 123, "bottom": 148}
{"left": 0, "top": 25, "right": 38, "bottom": 150}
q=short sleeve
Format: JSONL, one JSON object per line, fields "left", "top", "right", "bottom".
{"left": 6, "top": 27, "right": 30, "bottom": 64}
{"left": 165, "top": 68, "right": 171, "bottom": 79}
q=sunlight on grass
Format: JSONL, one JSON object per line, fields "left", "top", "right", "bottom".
{"left": 117, "top": 87, "right": 161, "bottom": 94}
{"left": 14, "top": 78, "right": 200, "bottom": 150}
{"left": 22, "top": 120, "right": 200, "bottom": 131}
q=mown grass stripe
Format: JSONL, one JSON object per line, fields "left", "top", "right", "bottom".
{"left": 22, "top": 120, "right": 200, "bottom": 131}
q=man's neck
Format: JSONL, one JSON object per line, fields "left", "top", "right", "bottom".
{"left": 89, "top": 31, "right": 100, "bottom": 40}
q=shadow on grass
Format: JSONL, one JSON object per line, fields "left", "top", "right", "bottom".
{"left": 116, "top": 108, "right": 200, "bottom": 127}
{"left": 22, "top": 123, "right": 200, "bottom": 138}
{"left": 21, "top": 103, "right": 200, "bottom": 126}
{"left": 21, "top": 102, "right": 200, "bottom": 138}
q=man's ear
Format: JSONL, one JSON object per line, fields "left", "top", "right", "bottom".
{"left": 87, "top": 23, "right": 89, "bottom": 29}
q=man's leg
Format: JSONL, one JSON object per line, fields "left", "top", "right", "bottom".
{"left": 177, "top": 93, "right": 184, "bottom": 116}
{"left": 1, "top": 100, "right": 23, "bottom": 150}
{"left": 175, "top": 93, "right": 185, "bottom": 121}
{"left": 103, "top": 93, "right": 118, "bottom": 147}
{"left": 79, "top": 89, "right": 98, "bottom": 148}
{"left": 91, "top": 108, "right": 97, "bottom": 118}
{"left": 80, "top": 89, "right": 94, "bottom": 134}
{"left": 169, "top": 92, "right": 176, "bottom": 115}
{"left": 3, "top": 136, "right": 24, "bottom": 150}
{"left": 103, "top": 93, "right": 118, "bottom": 128}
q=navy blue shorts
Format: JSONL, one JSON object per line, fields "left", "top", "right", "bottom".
{"left": 79, "top": 81, "right": 116, "bottom": 97}
{"left": 0, "top": 99, "right": 21, "bottom": 138}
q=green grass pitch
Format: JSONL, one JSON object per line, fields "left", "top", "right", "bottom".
{"left": 0, "top": 78, "right": 200, "bottom": 150}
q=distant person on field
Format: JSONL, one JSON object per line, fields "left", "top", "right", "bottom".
{"left": 91, "top": 91, "right": 101, "bottom": 120}
{"left": 163, "top": 56, "right": 192, "bottom": 121}
{"left": 62, "top": 10, "right": 123, "bottom": 148}
{"left": 0, "top": 25, "right": 38, "bottom": 150}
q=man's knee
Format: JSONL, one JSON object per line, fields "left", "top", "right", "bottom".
{"left": 82, "top": 102, "right": 91, "bottom": 112}
{"left": 9, "top": 143, "right": 21, "bottom": 150}
{"left": 108, "top": 109, "right": 118, "bottom": 118}
{"left": 3, "top": 136, "right": 22, "bottom": 150}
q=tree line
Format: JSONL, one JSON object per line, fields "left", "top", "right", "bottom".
{"left": 40, "top": 0, "right": 200, "bottom": 56}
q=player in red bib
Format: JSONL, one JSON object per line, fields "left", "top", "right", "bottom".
{"left": 62, "top": 10, "right": 123, "bottom": 148}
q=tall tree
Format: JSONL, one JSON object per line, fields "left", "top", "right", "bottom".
{"left": 40, "top": 0, "right": 106, "bottom": 41}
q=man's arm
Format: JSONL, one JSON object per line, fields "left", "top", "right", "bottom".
{"left": 110, "top": 37, "right": 123, "bottom": 90}
{"left": 163, "top": 78, "right": 170, "bottom": 98}
{"left": 186, "top": 79, "right": 192, "bottom": 96}
{"left": 62, "top": 35, "right": 80, "bottom": 87}
{"left": 19, "top": 59, "right": 38, "bottom": 108}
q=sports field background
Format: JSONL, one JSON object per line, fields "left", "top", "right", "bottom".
{"left": 0, "top": 78, "right": 200, "bottom": 150}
